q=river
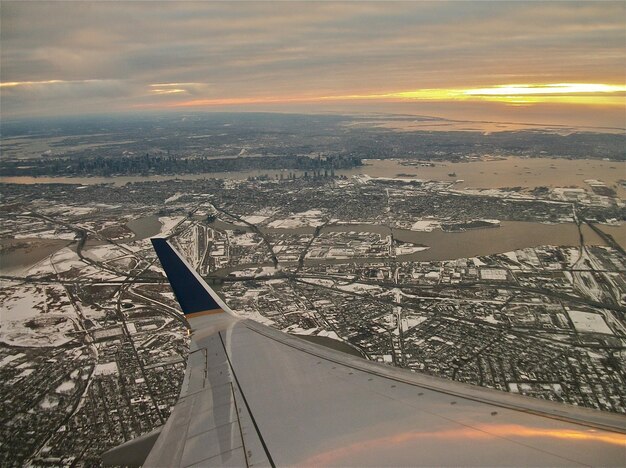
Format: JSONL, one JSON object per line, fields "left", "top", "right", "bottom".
{"left": 3, "top": 219, "right": 622, "bottom": 276}
{"left": 2, "top": 157, "right": 623, "bottom": 270}
{"left": 211, "top": 220, "right": 624, "bottom": 264}
{"left": 0, "top": 238, "right": 72, "bottom": 273}
{"left": 2, "top": 157, "right": 624, "bottom": 197}
{"left": 126, "top": 216, "right": 162, "bottom": 241}
{"left": 0, "top": 216, "right": 163, "bottom": 274}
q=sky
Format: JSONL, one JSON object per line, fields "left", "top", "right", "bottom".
{"left": 1, "top": 1, "right": 625, "bottom": 127}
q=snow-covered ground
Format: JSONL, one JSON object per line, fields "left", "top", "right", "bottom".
{"left": 482, "top": 314, "right": 501, "bottom": 324}
{"left": 410, "top": 220, "right": 441, "bottom": 232}
{"left": 27, "top": 247, "right": 86, "bottom": 276}
{"left": 40, "top": 205, "right": 97, "bottom": 217}
{"left": 396, "top": 245, "right": 429, "bottom": 255}
{"left": 300, "top": 277, "right": 335, "bottom": 288}
{"left": 164, "top": 192, "right": 183, "bottom": 203}
{"left": 0, "top": 282, "right": 76, "bottom": 347}
{"left": 568, "top": 311, "right": 613, "bottom": 335}
{"left": 241, "top": 215, "right": 268, "bottom": 224}
{"left": 228, "top": 232, "right": 260, "bottom": 247}
{"left": 82, "top": 244, "right": 127, "bottom": 261}
{"left": 229, "top": 307, "right": 275, "bottom": 326}
{"left": 79, "top": 304, "right": 106, "bottom": 320}
{"left": 317, "top": 329, "right": 341, "bottom": 340}
{"left": 300, "top": 278, "right": 383, "bottom": 295}
{"left": 471, "top": 257, "right": 486, "bottom": 267}
{"left": 93, "top": 362, "right": 119, "bottom": 375}
{"left": 0, "top": 353, "right": 25, "bottom": 368}
{"left": 255, "top": 266, "right": 281, "bottom": 276}
{"left": 158, "top": 216, "right": 185, "bottom": 235}
{"left": 354, "top": 174, "right": 425, "bottom": 184}
{"left": 401, "top": 316, "right": 427, "bottom": 330}
{"left": 56, "top": 380, "right": 76, "bottom": 393}
{"left": 40, "top": 395, "right": 60, "bottom": 409}
{"left": 337, "top": 283, "right": 383, "bottom": 294}
{"left": 267, "top": 209, "right": 325, "bottom": 228}
{"left": 229, "top": 266, "right": 281, "bottom": 277}
{"left": 502, "top": 251, "right": 519, "bottom": 263}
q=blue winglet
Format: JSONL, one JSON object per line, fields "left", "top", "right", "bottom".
{"left": 151, "top": 238, "right": 224, "bottom": 317}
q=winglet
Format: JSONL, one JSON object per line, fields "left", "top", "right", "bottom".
{"left": 151, "top": 237, "right": 229, "bottom": 318}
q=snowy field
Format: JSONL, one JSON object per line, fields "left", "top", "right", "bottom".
{"left": 267, "top": 209, "right": 325, "bottom": 228}
{"left": 241, "top": 215, "right": 268, "bottom": 224}
{"left": 410, "top": 220, "right": 441, "bottom": 232}
{"left": 0, "top": 282, "right": 76, "bottom": 347}
{"left": 568, "top": 311, "right": 614, "bottom": 335}
{"left": 396, "top": 245, "right": 429, "bottom": 255}
{"left": 158, "top": 216, "right": 185, "bottom": 235}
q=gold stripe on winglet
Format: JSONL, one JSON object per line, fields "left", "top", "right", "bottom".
{"left": 186, "top": 308, "right": 224, "bottom": 319}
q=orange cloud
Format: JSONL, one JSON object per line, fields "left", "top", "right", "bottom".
{"left": 1, "top": 80, "right": 66, "bottom": 88}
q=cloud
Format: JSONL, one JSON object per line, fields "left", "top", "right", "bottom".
{"left": 0, "top": 79, "right": 136, "bottom": 116}
{"left": 1, "top": 1, "right": 624, "bottom": 121}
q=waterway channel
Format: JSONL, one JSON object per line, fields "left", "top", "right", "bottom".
{"left": 125, "top": 216, "right": 162, "bottom": 241}
{"left": 2, "top": 157, "right": 624, "bottom": 196}
{"left": 211, "top": 219, "right": 623, "bottom": 264}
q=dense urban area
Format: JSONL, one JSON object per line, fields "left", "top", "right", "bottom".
{"left": 1, "top": 114, "right": 625, "bottom": 465}
{"left": 2, "top": 113, "right": 625, "bottom": 178}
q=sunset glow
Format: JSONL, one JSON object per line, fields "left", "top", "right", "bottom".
{"left": 302, "top": 424, "right": 626, "bottom": 466}
{"left": 464, "top": 83, "right": 626, "bottom": 96}
{"left": 150, "top": 82, "right": 626, "bottom": 110}
{"left": 380, "top": 83, "right": 626, "bottom": 106}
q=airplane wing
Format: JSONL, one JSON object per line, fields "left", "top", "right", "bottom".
{"left": 104, "top": 238, "right": 626, "bottom": 467}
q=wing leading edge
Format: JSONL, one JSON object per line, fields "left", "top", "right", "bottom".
{"left": 150, "top": 237, "right": 231, "bottom": 319}
{"left": 111, "top": 238, "right": 626, "bottom": 467}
